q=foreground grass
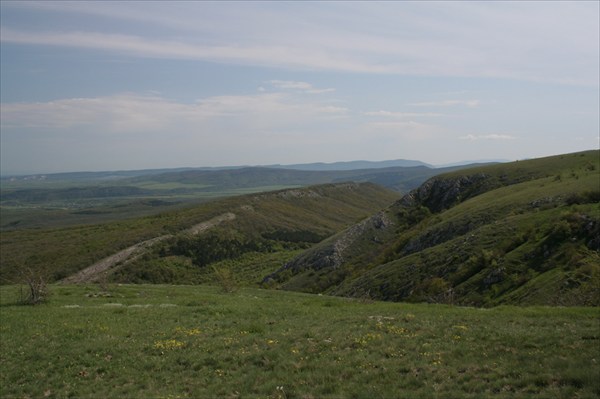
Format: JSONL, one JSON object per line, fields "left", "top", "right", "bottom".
{"left": 1, "top": 285, "right": 598, "bottom": 399}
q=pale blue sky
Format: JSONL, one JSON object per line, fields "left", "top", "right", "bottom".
{"left": 1, "top": 1, "right": 598, "bottom": 174}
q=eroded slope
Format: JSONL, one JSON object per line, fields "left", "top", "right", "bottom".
{"left": 267, "top": 150, "right": 599, "bottom": 306}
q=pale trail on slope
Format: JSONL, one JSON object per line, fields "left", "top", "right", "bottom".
{"left": 60, "top": 212, "right": 236, "bottom": 284}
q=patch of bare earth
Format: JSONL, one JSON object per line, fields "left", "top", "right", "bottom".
{"left": 60, "top": 212, "right": 236, "bottom": 284}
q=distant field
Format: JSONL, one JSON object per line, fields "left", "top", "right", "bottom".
{"left": 1, "top": 284, "right": 598, "bottom": 398}
{"left": 1, "top": 162, "right": 472, "bottom": 230}
{"left": 129, "top": 182, "right": 214, "bottom": 190}
{"left": 0, "top": 184, "right": 304, "bottom": 230}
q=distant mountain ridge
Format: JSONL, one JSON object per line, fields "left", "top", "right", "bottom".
{"left": 127, "top": 165, "right": 459, "bottom": 193}
{"left": 2, "top": 163, "right": 490, "bottom": 205}
{"left": 264, "top": 159, "right": 432, "bottom": 171}
{"left": 1, "top": 158, "right": 482, "bottom": 180}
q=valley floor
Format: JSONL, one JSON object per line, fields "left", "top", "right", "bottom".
{"left": 1, "top": 284, "right": 598, "bottom": 398}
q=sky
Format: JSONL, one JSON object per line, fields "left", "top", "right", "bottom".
{"left": 1, "top": 1, "right": 598, "bottom": 175}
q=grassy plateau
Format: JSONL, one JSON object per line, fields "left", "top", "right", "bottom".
{"left": 1, "top": 284, "right": 598, "bottom": 399}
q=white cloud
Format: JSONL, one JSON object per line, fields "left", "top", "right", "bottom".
{"left": 269, "top": 80, "right": 312, "bottom": 90}
{"left": 0, "top": 91, "right": 352, "bottom": 172}
{"left": 2, "top": 2, "right": 597, "bottom": 85}
{"left": 0, "top": 92, "right": 348, "bottom": 134}
{"left": 458, "top": 134, "right": 517, "bottom": 141}
{"left": 0, "top": 28, "right": 392, "bottom": 74}
{"left": 1, "top": 94, "right": 202, "bottom": 132}
{"left": 408, "top": 100, "right": 480, "bottom": 108}
{"left": 268, "top": 80, "right": 335, "bottom": 94}
{"left": 364, "top": 110, "right": 444, "bottom": 118}
{"left": 305, "top": 88, "right": 337, "bottom": 95}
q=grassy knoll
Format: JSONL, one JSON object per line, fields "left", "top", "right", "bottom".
{"left": 1, "top": 284, "right": 598, "bottom": 398}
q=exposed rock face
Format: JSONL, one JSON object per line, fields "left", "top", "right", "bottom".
{"left": 263, "top": 151, "right": 600, "bottom": 306}
{"left": 267, "top": 174, "right": 497, "bottom": 282}
{"left": 402, "top": 221, "right": 474, "bottom": 255}
{"left": 268, "top": 173, "right": 498, "bottom": 284}
{"left": 264, "top": 210, "right": 393, "bottom": 281}
{"left": 400, "top": 173, "right": 490, "bottom": 213}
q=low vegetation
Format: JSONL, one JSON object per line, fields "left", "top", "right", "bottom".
{"left": 1, "top": 151, "right": 599, "bottom": 398}
{"left": 1, "top": 164, "right": 475, "bottom": 230}
{"left": 0, "top": 183, "right": 398, "bottom": 285}
{"left": 1, "top": 284, "right": 598, "bottom": 398}
{"left": 270, "top": 151, "right": 600, "bottom": 306}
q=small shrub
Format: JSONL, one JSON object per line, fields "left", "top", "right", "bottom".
{"left": 567, "top": 190, "right": 600, "bottom": 205}
{"left": 19, "top": 268, "right": 50, "bottom": 305}
{"left": 212, "top": 266, "right": 238, "bottom": 293}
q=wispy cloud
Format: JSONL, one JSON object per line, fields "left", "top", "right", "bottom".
{"left": 0, "top": 92, "right": 348, "bottom": 134}
{"left": 1, "top": 1, "right": 597, "bottom": 85}
{"left": 0, "top": 28, "right": 396, "bottom": 74}
{"left": 458, "top": 134, "right": 517, "bottom": 141}
{"left": 408, "top": 100, "right": 481, "bottom": 108}
{"left": 364, "top": 110, "right": 444, "bottom": 118}
{"left": 268, "top": 80, "right": 335, "bottom": 94}
{"left": 0, "top": 91, "right": 353, "bottom": 171}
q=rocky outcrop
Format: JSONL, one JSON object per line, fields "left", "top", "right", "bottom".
{"left": 399, "top": 173, "right": 491, "bottom": 213}
{"left": 266, "top": 173, "right": 500, "bottom": 285}
{"left": 264, "top": 210, "right": 393, "bottom": 282}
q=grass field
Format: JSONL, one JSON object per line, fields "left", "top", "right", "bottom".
{"left": 1, "top": 284, "right": 598, "bottom": 398}
{"left": 0, "top": 185, "right": 305, "bottom": 230}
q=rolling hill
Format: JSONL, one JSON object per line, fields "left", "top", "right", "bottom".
{"left": 2, "top": 150, "right": 597, "bottom": 307}
{"left": 265, "top": 150, "right": 600, "bottom": 306}
{"left": 0, "top": 163, "right": 482, "bottom": 230}
{"left": 0, "top": 158, "right": 492, "bottom": 203}
{"left": 265, "top": 158, "right": 432, "bottom": 170}
{"left": 0, "top": 182, "right": 399, "bottom": 285}
{"left": 128, "top": 164, "right": 479, "bottom": 193}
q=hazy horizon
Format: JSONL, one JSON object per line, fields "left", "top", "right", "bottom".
{"left": 1, "top": 155, "right": 518, "bottom": 177}
{"left": 1, "top": 1, "right": 598, "bottom": 175}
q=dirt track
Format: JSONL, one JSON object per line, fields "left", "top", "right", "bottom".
{"left": 60, "top": 212, "right": 236, "bottom": 284}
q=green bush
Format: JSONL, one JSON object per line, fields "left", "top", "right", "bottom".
{"left": 165, "top": 229, "right": 272, "bottom": 267}
{"left": 212, "top": 265, "right": 238, "bottom": 293}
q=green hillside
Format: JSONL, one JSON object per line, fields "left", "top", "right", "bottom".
{"left": 3, "top": 150, "right": 598, "bottom": 307}
{"left": 1, "top": 164, "right": 478, "bottom": 230}
{"left": 267, "top": 150, "right": 600, "bottom": 306}
{"left": 0, "top": 183, "right": 398, "bottom": 285}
